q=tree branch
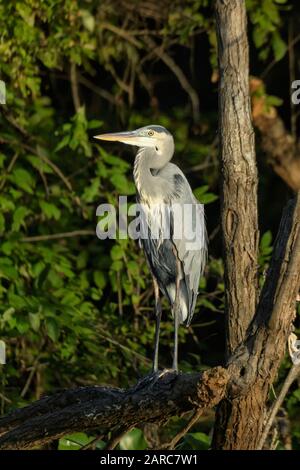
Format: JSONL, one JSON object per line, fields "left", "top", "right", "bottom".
{"left": 21, "top": 230, "right": 95, "bottom": 243}
{"left": 70, "top": 63, "right": 81, "bottom": 113}
{"left": 257, "top": 362, "right": 300, "bottom": 450}
{"left": 251, "top": 78, "right": 300, "bottom": 192}
{"left": 0, "top": 367, "right": 229, "bottom": 450}
{"left": 213, "top": 192, "right": 300, "bottom": 449}
{"left": 144, "top": 37, "right": 200, "bottom": 123}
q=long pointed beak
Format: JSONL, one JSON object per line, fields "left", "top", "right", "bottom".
{"left": 94, "top": 131, "right": 136, "bottom": 142}
{"left": 94, "top": 130, "right": 153, "bottom": 148}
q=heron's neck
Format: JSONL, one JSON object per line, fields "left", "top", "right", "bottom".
{"left": 133, "top": 146, "right": 173, "bottom": 201}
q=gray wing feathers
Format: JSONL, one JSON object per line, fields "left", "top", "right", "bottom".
{"left": 171, "top": 186, "right": 207, "bottom": 325}
{"left": 138, "top": 165, "right": 207, "bottom": 326}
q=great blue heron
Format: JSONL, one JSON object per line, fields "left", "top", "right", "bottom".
{"left": 94, "top": 125, "right": 207, "bottom": 372}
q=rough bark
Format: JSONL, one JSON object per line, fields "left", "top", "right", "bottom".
{"left": 213, "top": 0, "right": 300, "bottom": 449}
{"left": 213, "top": 194, "right": 300, "bottom": 449}
{"left": 215, "top": 0, "right": 259, "bottom": 355}
{"left": 0, "top": 367, "right": 229, "bottom": 450}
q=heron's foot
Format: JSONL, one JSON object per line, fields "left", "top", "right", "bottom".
{"left": 149, "top": 368, "right": 179, "bottom": 386}
{"left": 158, "top": 368, "right": 178, "bottom": 378}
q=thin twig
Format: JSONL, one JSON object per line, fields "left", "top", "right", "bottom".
{"left": 80, "top": 434, "right": 104, "bottom": 451}
{"left": 185, "top": 161, "right": 216, "bottom": 174}
{"left": 261, "top": 32, "right": 300, "bottom": 79}
{"left": 0, "top": 393, "right": 12, "bottom": 405}
{"left": 70, "top": 63, "right": 81, "bottom": 113}
{"left": 18, "top": 141, "right": 74, "bottom": 193}
{"left": 0, "top": 152, "right": 19, "bottom": 191}
{"left": 116, "top": 271, "right": 123, "bottom": 317}
{"left": 21, "top": 230, "right": 95, "bottom": 242}
{"left": 144, "top": 37, "right": 200, "bottom": 123}
{"left": 100, "top": 22, "right": 142, "bottom": 49}
{"left": 77, "top": 73, "right": 116, "bottom": 105}
{"left": 21, "top": 355, "right": 41, "bottom": 399}
{"left": 96, "top": 330, "right": 151, "bottom": 365}
{"left": 163, "top": 408, "right": 204, "bottom": 450}
{"left": 257, "top": 362, "right": 300, "bottom": 450}
{"left": 105, "top": 425, "right": 134, "bottom": 450}
{"left": 37, "top": 168, "right": 49, "bottom": 198}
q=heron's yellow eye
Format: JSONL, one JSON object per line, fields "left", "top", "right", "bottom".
{"left": 148, "top": 130, "right": 154, "bottom": 136}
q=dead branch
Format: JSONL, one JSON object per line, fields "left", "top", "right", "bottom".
{"left": 251, "top": 77, "right": 300, "bottom": 192}
{"left": 0, "top": 367, "right": 229, "bottom": 450}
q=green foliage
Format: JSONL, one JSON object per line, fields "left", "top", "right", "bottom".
{"left": 179, "top": 432, "right": 210, "bottom": 450}
{"left": 0, "top": 0, "right": 297, "bottom": 451}
{"left": 58, "top": 432, "right": 104, "bottom": 450}
{"left": 259, "top": 230, "right": 273, "bottom": 265}
{"left": 247, "top": 0, "right": 289, "bottom": 61}
{"left": 119, "top": 428, "right": 148, "bottom": 450}
{"left": 194, "top": 185, "right": 218, "bottom": 204}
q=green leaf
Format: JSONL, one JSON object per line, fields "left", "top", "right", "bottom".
{"left": 8, "top": 292, "right": 27, "bottom": 309}
{"left": 194, "top": 186, "right": 218, "bottom": 204}
{"left": 29, "top": 313, "right": 40, "bottom": 332}
{"left": 110, "top": 260, "right": 123, "bottom": 271}
{"left": 55, "top": 134, "right": 70, "bottom": 152}
{"left": 119, "top": 428, "right": 147, "bottom": 450}
{"left": 272, "top": 32, "right": 287, "bottom": 61}
{"left": 253, "top": 27, "right": 267, "bottom": 48}
{"left": 110, "top": 245, "right": 124, "bottom": 260}
{"left": 39, "top": 201, "right": 61, "bottom": 220}
{"left": 100, "top": 150, "right": 130, "bottom": 169}
{"left": 200, "top": 298, "right": 218, "bottom": 312}
{"left": 0, "top": 154, "right": 6, "bottom": 168}
{"left": 0, "top": 213, "right": 5, "bottom": 234}
{"left": 94, "top": 271, "right": 106, "bottom": 289}
{"left": 81, "top": 177, "right": 100, "bottom": 203}
{"left": 58, "top": 433, "right": 95, "bottom": 450}
{"left": 0, "top": 261, "right": 18, "bottom": 280}
{"left": 266, "top": 95, "right": 283, "bottom": 107}
{"left": 181, "top": 432, "right": 210, "bottom": 450}
{"left": 1, "top": 241, "right": 13, "bottom": 255}
{"left": 110, "top": 173, "right": 130, "bottom": 192}
{"left": 16, "top": 2, "right": 35, "bottom": 26}
{"left": 26, "top": 155, "right": 53, "bottom": 174}
{"left": 260, "top": 230, "right": 272, "bottom": 250}
{"left": 46, "top": 318, "right": 60, "bottom": 342}
{"left": 12, "top": 206, "right": 31, "bottom": 231}
{"left": 16, "top": 317, "right": 29, "bottom": 334}
{"left": 9, "top": 168, "right": 35, "bottom": 194}
{"left": 88, "top": 119, "right": 103, "bottom": 129}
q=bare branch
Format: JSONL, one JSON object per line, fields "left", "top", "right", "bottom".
{"left": 70, "top": 63, "right": 81, "bottom": 113}
{"left": 251, "top": 78, "right": 300, "bottom": 192}
{"left": 257, "top": 362, "right": 300, "bottom": 450}
{"left": 144, "top": 37, "right": 200, "bottom": 123}
{"left": 163, "top": 408, "right": 204, "bottom": 450}
{"left": 0, "top": 152, "right": 19, "bottom": 191}
{"left": 0, "top": 367, "right": 229, "bottom": 450}
{"left": 21, "top": 230, "right": 95, "bottom": 243}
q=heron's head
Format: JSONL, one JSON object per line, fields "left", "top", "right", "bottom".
{"left": 94, "top": 125, "right": 174, "bottom": 155}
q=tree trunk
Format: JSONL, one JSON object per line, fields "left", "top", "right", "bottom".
{"left": 213, "top": 0, "right": 300, "bottom": 449}
{"left": 215, "top": 0, "right": 259, "bottom": 356}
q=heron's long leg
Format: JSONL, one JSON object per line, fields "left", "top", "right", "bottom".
{"left": 172, "top": 259, "right": 181, "bottom": 372}
{"left": 152, "top": 278, "right": 162, "bottom": 373}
